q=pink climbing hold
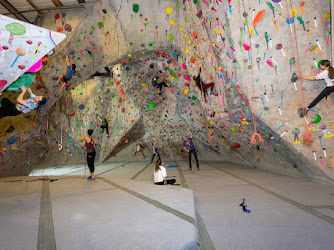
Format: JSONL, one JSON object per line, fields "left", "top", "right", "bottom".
{"left": 27, "top": 59, "right": 42, "bottom": 72}
{"left": 0, "top": 80, "right": 7, "bottom": 90}
{"left": 183, "top": 75, "right": 191, "bottom": 81}
{"left": 266, "top": 60, "right": 274, "bottom": 68}
{"left": 243, "top": 44, "right": 251, "bottom": 51}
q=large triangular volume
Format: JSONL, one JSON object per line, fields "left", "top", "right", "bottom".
{"left": 0, "top": 14, "right": 66, "bottom": 92}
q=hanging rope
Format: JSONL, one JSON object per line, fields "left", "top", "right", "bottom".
{"left": 285, "top": 0, "right": 312, "bottom": 144}
{"left": 238, "top": 1, "right": 263, "bottom": 144}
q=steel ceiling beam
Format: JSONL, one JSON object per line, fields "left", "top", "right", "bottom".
{"left": 51, "top": 0, "right": 63, "bottom": 7}
{"left": 26, "top": 0, "right": 42, "bottom": 14}
{"left": 2, "top": 5, "right": 85, "bottom": 15}
{"left": 0, "top": 0, "right": 31, "bottom": 23}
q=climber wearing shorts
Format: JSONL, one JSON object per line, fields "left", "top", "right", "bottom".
{"left": 56, "top": 55, "right": 76, "bottom": 96}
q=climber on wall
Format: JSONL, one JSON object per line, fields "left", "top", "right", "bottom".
{"left": 98, "top": 115, "right": 109, "bottom": 137}
{"left": 55, "top": 55, "right": 76, "bottom": 97}
{"left": 133, "top": 142, "right": 146, "bottom": 158}
{"left": 193, "top": 66, "right": 215, "bottom": 101}
{"left": 299, "top": 60, "right": 334, "bottom": 111}
{"left": 182, "top": 128, "right": 200, "bottom": 172}
{"left": 80, "top": 129, "right": 96, "bottom": 181}
{"left": 0, "top": 85, "right": 46, "bottom": 119}
{"left": 150, "top": 141, "right": 161, "bottom": 163}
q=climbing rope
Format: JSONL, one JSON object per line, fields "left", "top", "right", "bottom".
{"left": 238, "top": 1, "right": 263, "bottom": 144}
{"left": 285, "top": 0, "right": 312, "bottom": 144}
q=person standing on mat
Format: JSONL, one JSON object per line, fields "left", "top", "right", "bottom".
{"left": 300, "top": 60, "right": 334, "bottom": 111}
{"left": 98, "top": 115, "right": 109, "bottom": 137}
{"left": 183, "top": 129, "right": 200, "bottom": 171}
{"left": 0, "top": 86, "right": 46, "bottom": 119}
{"left": 80, "top": 129, "right": 96, "bottom": 180}
{"left": 150, "top": 141, "right": 161, "bottom": 163}
{"left": 154, "top": 159, "right": 176, "bottom": 185}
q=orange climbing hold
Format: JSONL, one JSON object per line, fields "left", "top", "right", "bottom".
{"left": 253, "top": 10, "right": 265, "bottom": 27}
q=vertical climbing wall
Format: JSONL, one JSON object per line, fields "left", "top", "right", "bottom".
{"left": 0, "top": 0, "right": 333, "bottom": 183}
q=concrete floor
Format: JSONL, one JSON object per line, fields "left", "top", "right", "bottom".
{"left": 1, "top": 158, "right": 334, "bottom": 249}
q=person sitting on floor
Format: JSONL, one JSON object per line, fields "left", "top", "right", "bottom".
{"left": 154, "top": 159, "right": 176, "bottom": 185}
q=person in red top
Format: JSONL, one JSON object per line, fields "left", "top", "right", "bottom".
{"left": 80, "top": 129, "right": 96, "bottom": 180}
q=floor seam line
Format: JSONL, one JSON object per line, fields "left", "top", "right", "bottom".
{"left": 98, "top": 177, "right": 196, "bottom": 227}
{"left": 202, "top": 161, "right": 334, "bottom": 226}
{"left": 174, "top": 159, "right": 215, "bottom": 250}
{"left": 131, "top": 162, "right": 152, "bottom": 180}
{"left": 37, "top": 176, "right": 56, "bottom": 250}
{"left": 96, "top": 161, "right": 132, "bottom": 176}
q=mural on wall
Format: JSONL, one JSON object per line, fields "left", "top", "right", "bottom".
{"left": 0, "top": 14, "right": 66, "bottom": 92}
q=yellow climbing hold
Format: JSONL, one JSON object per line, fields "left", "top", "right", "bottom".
{"left": 141, "top": 83, "right": 148, "bottom": 87}
{"left": 210, "top": 120, "right": 214, "bottom": 125}
{"left": 184, "top": 89, "right": 189, "bottom": 95}
{"left": 218, "top": 66, "right": 222, "bottom": 70}
{"left": 179, "top": 27, "right": 183, "bottom": 31}
{"left": 170, "top": 19, "right": 176, "bottom": 25}
{"left": 184, "top": 33, "right": 188, "bottom": 38}
{"left": 128, "top": 54, "right": 132, "bottom": 57}
{"left": 166, "top": 6, "right": 174, "bottom": 14}
{"left": 185, "top": 49, "right": 189, "bottom": 54}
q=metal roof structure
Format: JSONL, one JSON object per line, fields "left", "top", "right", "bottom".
{"left": 0, "top": 0, "right": 94, "bottom": 24}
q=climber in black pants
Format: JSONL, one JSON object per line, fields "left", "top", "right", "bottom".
{"left": 182, "top": 129, "right": 200, "bottom": 171}
{"left": 155, "top": 81, "right": 169, "bottom": 95}
{"left": 300, "top": 60, "right": 334, "bottom": 111}
{"left": 151, "top": 141, "right": 161, "bottom": 163}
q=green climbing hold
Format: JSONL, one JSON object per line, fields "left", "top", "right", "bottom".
{"left": 148, "top": 103, "right": 156, "bottom": 108}
{"left": 192, "top": 95, "right": 196, "bottom": 100}
{"left": 5, "top": 22, "right": 26, "bottom": 36}
{"left": 193, "top": 0, "right": 198, "bottom": 3}
{"left": 98, "top": 22, "right": 104, "bottom": 28}
{"left": 169, "top": 69, "right": 177, "bottom": 78}
{"left": 133, "top": 4, "right": 139, "bottom": 15}
{"left": 318, "top": 59, "right": 324, "bottom": 69}
{"left": 168, "top": 34, "right": 174, "bottom": 41}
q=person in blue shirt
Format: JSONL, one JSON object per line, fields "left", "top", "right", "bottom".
{"left": 150, "top": 141, "right": 161, "bottom": 163}
{"left": 55, "top": 55, "right": 76, "bottom": 96}
{"left": 183, "top": 129, "right": 200, "bottom": 171}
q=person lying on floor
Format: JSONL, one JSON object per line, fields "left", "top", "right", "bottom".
{"left": 154, "top": 159, "right": 176, "bottom": 185}
{"left": 0, "top": 86, "right": 46, "bottom": 119}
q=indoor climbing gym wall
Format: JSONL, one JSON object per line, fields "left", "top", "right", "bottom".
{"left": 0, "top": 0, "right": 333, "bottom": 183}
